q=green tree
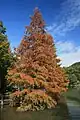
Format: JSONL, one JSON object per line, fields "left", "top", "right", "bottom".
{"left": 0, "top": 21, "right": 12, "bottom": 94}
{"left": 64, "top": 62, "right": 80, "bottom": 89}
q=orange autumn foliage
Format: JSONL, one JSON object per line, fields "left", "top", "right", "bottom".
{"left": 7, "top": 8, "right": 69, "bottom": 111}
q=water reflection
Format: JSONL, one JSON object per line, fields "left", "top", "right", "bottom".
{"left": 0, "top": 101, "right": 71, "bottom": 120}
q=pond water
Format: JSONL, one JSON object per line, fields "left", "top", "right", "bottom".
{"left": 0, "top": 100, "right": 71, "bottom": 120}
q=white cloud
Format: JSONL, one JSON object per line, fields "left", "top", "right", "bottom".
{"left": 47, "top": 0, "right": 80, "bottom": 36}
{"left": 47, "top": 0, "right": 80, "bottom": 66}
{"left": 55, "top": 41, "right": 80, "bottom": 67}
{"left": 59, "top": 49, "right": 80, "bottom": 67}
{"left": 56, "top": 41, "right": 75, "bottom": 53}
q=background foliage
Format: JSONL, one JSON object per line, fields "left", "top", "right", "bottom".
{"left": 64, "top": 62, "right": 80, "bottom": 89}
{"left": 0, "top": 21, "right": 13, "bottom": 94}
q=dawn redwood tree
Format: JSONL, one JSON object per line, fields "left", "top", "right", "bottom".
{"left": 0, "top": 21, "right": 12, "bottom": 94}
{"left": 7, "top": 8, "right": 69, "bottom": 111}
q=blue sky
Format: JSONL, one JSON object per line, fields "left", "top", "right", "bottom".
{"left": 0, "top": 0, "right": 80, "bottom": 66}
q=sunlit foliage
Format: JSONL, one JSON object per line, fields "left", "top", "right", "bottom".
{"left": 7, "top": 8, "right": 69, "bottom": 111}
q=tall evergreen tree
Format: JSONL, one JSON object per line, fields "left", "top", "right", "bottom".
{"left": 0, "top": 21, "right": 11, "bottom": 94}
{"left": 7, "top": 8, "right": 69, "bottom": 111}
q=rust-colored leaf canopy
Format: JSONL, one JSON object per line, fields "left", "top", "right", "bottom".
{"left": 7, "top": 8, "right": 69, "bottom": 108}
